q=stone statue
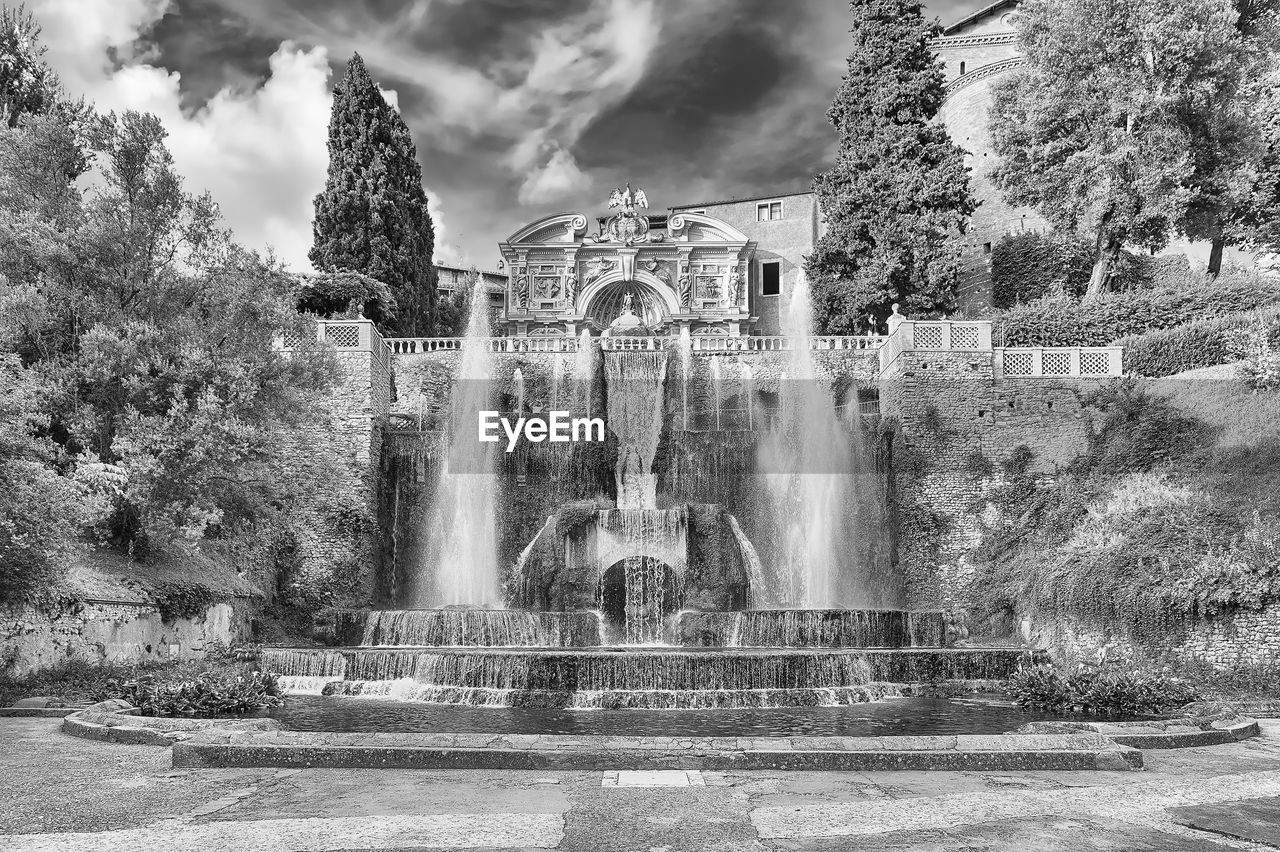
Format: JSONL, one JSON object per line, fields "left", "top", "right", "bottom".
{"left": 729, "top": 271, "right": 744, "bottom": 306}
{"left": 677, "top": 274, "right": 692, "bottom": 308}
{"left": 564, "top": 271, "right": 578, "bottom": 305}
{"left": 622, "top": 292, "right": 634, "bottom": 314}
{"left": 887, "top": 303, "right": 906, "bottom": 336}
{"left": 514, "top": 274, "right": 529, "bottom": 311}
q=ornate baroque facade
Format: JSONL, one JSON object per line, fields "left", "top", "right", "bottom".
{"left": 499, "top": 186, "right": 759, "bottom": 338}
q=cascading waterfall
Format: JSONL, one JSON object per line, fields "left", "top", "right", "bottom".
{"left": 361, "top": 609, "right": 602, "bottom": 647}
{"left": 677, "top": 327, "right": 692, "bottom": 430}
{"left": 513, "top": 367, "right": 525, "bottom": 417}
{"left": 419, "top": 274, "right": 500, "bottom": 607}
{"left": 740, "top": 362, "right": 755, "bottom": 430}
{"left": 709, "top": 357, "right": 723, "bottom": 430}
{"left": 595, "top": 508, "right": 687, "bottom": 644}
{"left": 604, "top": 351, "right": 668, "bottom": 509}
{"left": 572, "top": 329, "right": 595, "bottom": 417}
{"left": 726, "top": 513, "right": 774, "bottom": 609}
{"left": 674, "top": 610, "right": 946, "bottom": 649}
{"left": 758, "top": 271, "right": 858, "bottom": 609}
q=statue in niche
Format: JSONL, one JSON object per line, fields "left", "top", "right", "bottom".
{"left": 677, "top": 274, "right": 692, "bottom": 308}
{"left": 514, "top": 272, "right": 530, "bottom": 311}
{"left": 564, "top": 271, "right": 578, "bottom": 305}
{"left": 729, "top": 271, "right": 744, "bottom": 306}
{"left": 622, "top": 291, "right": 634, "bottom": 315}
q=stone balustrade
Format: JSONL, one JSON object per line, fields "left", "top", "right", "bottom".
{"left": 994, "top": 347, "right": 1124, "bottom": 379}
{"left": 878, "top": 320, "right": 1124, "bottom": 379}
{"left": 383, "top": 334, "right": 886, "bottom": 355}
{"left": 279, "top": 319, "right": 393, "bottom": 373}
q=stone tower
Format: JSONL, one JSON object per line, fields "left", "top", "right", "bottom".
{"left": 933, "top": 0, "right": 1048, "bottom": 313}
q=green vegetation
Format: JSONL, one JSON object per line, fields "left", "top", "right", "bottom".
{"left": 310, "top": 53, "right": 438, "bottom": 337}
{"left": 993, "top": 271, "right": 1280, "bottom": 347}
{"left": 0, "top": 652, "right": 280, "bottom": 717}
{"left": 1118, "top": 308, "right": 1280, "bottom": 377}
{"left": 0, "top": 10, "right": 359, "bottom": 631}
{"left": 807, "top": 0, "right": 974, "bottom": 333}
{"left": 121, "top": 664, "right": 281, "bottom": 717}
{"left": 991, "top": 232, "right": 1094, "bottom": 308}
{"left": 991, "top": 0, "right": 1280, "bottom": 289}
{"left": 1007, "top": 663, "right": 1198, "bottom": 714}
{"left": 972, "top": 380, "right": 1280, "bottom": 646}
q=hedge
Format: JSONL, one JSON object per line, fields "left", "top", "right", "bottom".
{"left": 993, "top": 271, "right": 1280, "bottom": 347}
{"left": 991, "top": 232, "right": 1094, "bottom": 308}
{"left": 1118, "top": 307, "right": 1280, "bottom": 377}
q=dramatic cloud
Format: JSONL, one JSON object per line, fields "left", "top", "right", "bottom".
{"left": 28, "top": 0, "right": 991, "bottom": 268}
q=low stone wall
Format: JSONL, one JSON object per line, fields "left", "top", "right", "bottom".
{"left": 1, "top": 599, "right": 254, "bottom": 678}
{"left": 1024, "top": 606, "right": 1280, "bottom": 669}
{"left": 62, "top": 700, "right": 280, "bottom": 746}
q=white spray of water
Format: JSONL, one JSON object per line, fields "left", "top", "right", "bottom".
{"left": 513, "top": 367, "right": 525, "bottom": 416}
{"left": 758, "top": 270, "right": 855, "bottom": 609}
{"left": 419, "top": 274, "right": 501, "bottom": 608}
{"left": 677, "top": 327, "right": 692, "bottom": 430}
{"left": 709, "top": 357, "right": 723, "bottom": 430}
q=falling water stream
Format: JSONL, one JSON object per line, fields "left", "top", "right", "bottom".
{"left": 418, "top": 274, "right": 500, "bottom": 607}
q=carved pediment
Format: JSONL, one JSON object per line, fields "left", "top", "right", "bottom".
{"left": 507, "top": 214, "right": 589, "bottom": 246}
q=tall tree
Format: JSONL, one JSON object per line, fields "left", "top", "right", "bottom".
{"left": 310, "top": 54, "right": 437, "bottom": 337}
{"left": 806, "top": 0, "right": 974, "bottom": 333}
{"left": 0, "top": 4, "right": 59, "bottom": 127}
{"left": 990, "top": 0, "right": 1269, "bottom": 294}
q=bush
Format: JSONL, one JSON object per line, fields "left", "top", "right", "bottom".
{"left": 1240, "top": 317, "right": 1280, "bottom": 390}
{"left": 1118, "top": 308, "right": 1280, "bottom": 377}
{"left": 993, "top": 271, "right": 1280, "bottom": 347}
{"left": 120, "top": 663, "right": 282, "bottom": 717}
{"left": 1008, "top": 663, "right": 1198, "bottom": 714}
{"left": 991, "top": 232, "right": 1095, "bottom": 308}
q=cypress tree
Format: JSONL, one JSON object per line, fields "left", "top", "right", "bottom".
{"left": 807, "top": 0, "right": 974, "bottom": 333}
{"left": 310, "top": 54, "right": 437, "bottom": 336}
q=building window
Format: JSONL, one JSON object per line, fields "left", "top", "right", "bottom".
{"left": 756, "top": 201, "right": 783, "bottom": 222}
{"left": 761, "top": 261, "right": 781, "bottom": 296}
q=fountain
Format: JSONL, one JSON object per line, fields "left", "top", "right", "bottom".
{"left": 270, "top": 267, "right": 1031, "bottom": 715}
{"left": 416, "top": 273, "right": 500, "bottom": 608}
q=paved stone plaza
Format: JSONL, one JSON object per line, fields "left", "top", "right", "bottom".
{"left": 2, "top": 718, "right": 1280, "bottom": 851}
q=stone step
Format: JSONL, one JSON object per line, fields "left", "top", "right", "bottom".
{"left": 172, "top": 730, "right": 1142, "bottom": 772}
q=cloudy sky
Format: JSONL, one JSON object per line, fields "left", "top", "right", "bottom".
{"left": 31, "top": 0, "right": 987, "bottom": 271}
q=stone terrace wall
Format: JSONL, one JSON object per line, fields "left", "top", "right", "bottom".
{"left": 1, "top": 600, "right": 253, "bottom": 678}
{"left": 879, "top": 343, "right": 1104, "bottom": 610}
{"left": 284, "top": 323, "right": 392, "bottom": 607}
{"left": 1026, "top": 607, "right": 1280, "bottom": 669}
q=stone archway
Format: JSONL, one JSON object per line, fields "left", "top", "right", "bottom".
{"left": 577, "top": 270, "right": 680, "bottom": 329}
{"left": 597, "top": 556, "right": 681, "bottom": 645}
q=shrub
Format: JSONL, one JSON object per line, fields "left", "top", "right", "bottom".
{"left": 1118, "top": 308, "right": 1280, "bottom": 377}
{"left": 991, "top": 232, "right": 1094, "bottom": 308}
{"left": 1008, "top": 663, "right": 1198, "bottom": 714}
{"left": 1240, "top": 317, "right": 1280, "bottom": 390}
{"left": 120, "top": 664, "right": 282, "bottom": 717}
{"left": 993, "top": 271, "right": 1280, "bottom": 347}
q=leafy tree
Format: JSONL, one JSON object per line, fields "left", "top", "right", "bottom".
{"left": 296, "top": 270, "right": 397, "bottom": 324}
{"left": 0, "top": 4, "right": 59, "bottom": 127}
{"left": 1226, "top": 68, "right": 1280, "bottom": 260}
{"left": 0, "top": 109, "right": 341, "bottom": 560}
{"left": 310, "top": 54, "right": 437, "bottom": 337}
{"left": 432, "top": 267, "right": 478, "bottom": 337}
{"left": 806, "top": 0, "right": 974, "bottom": 333}
{"left": 990, "top": 0, "right": 1268, "bottom": 294}
{"left": 1177, "top": 0, "right": 1280, "bottom": 273}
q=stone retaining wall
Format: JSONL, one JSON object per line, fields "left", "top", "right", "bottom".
{"left": 1, "top": 600, "right": 253, "bottom": 678}
{"left": 1026, "top": 606, "right": 1280, "bottom": 669}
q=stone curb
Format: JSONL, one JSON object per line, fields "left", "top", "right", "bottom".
{"left": 170, "top": 731, "right": 1143, "bottom": 772}
{"left": 60, "top": 702, "right": 282, "bottom": 747}
{"left": 1014, "top": 715, "right": 1262, "bottom": 749}
{"left": 1106, "top": 718, "right": 1261, "bottom": 749}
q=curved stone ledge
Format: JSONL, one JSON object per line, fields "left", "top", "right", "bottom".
{"left": 60, "top": 700, "right": 281, "bottom": 747}
{"left": 1014, "top": 714, "right": 1261, "bottom": 749}
{"left": 170, "top": 730, "right": 1142, "bottom": 772}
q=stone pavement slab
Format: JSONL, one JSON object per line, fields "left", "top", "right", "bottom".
{"left": 602, "top": 770, "right": 705, "bottom": 787}
{"left": 1168, "top": 795, "right": 1280, "bottom": 847}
